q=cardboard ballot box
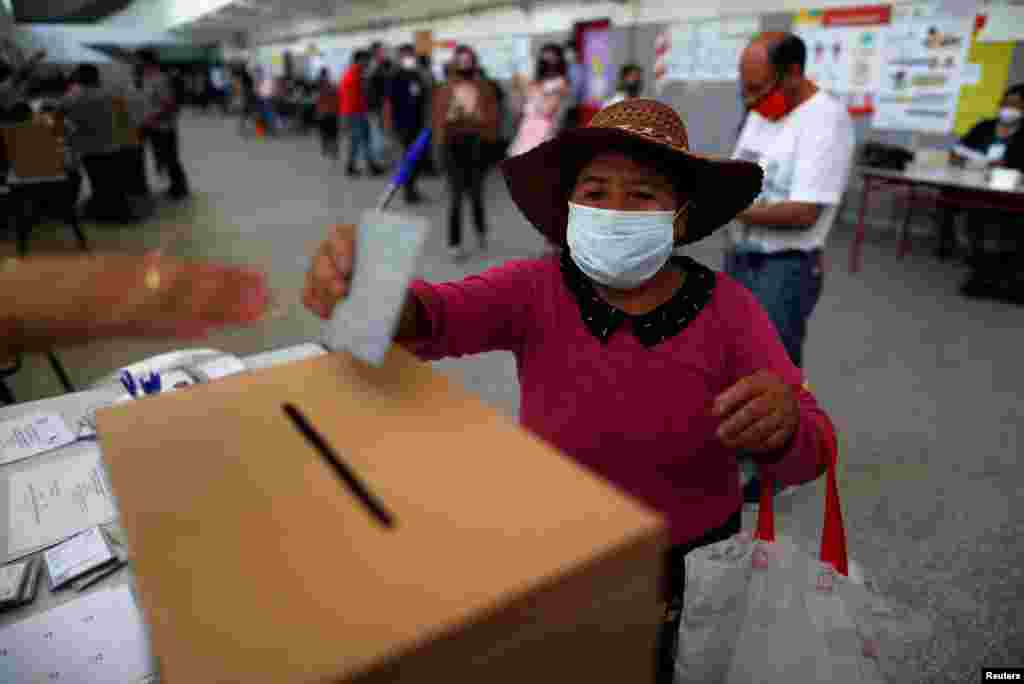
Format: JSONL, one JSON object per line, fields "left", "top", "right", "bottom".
{"left": 97, "top": 347, "right": 667, "bottom": 684}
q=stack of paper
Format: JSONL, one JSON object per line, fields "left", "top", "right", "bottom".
{"left": 0, "top": 557, "right": 41, "bottom": 610}
{"left": 3, "top": 445, "right": 119, "bottom": 564}
{"left": 0, "top": 412, "right": 76, "bottom": 467}
{"left": 43, "top": 526, "right": 117, "bottom": 590}
{"left": 0, "top": 586, "right": 156, "bottom": 682}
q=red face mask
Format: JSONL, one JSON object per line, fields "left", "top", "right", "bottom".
{"left": 752, "top": 83, "right": 791, "bottom": 121}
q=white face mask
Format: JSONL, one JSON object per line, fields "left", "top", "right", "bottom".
{"left": 566, "top": 202, "right": 677, "bottom": 290}
{"left": 999, "top": 107, "right": 1022, "bottom": 126}
{"left": 401, "top": 56, "right": 417, "bottom": 70}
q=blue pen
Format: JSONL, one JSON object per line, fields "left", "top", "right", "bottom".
{"left": 140, "top": 372, "right": 162, "bottom": 396}
{"left": 120, "top": 371, "right": 137, "bottom": 397}
{"left": 376, "top": 128, "right": 432, "bottom": 211}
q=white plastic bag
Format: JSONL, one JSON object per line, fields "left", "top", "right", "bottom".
{"left": 676, "top": 450, "right": 931, "bottom": 684}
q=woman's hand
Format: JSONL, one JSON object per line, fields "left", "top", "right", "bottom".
{"left": 712, "top": 370, "right": 800, "bottom": 455}
{"left": 302, "top": 224, "right": 355, "bottom": 320}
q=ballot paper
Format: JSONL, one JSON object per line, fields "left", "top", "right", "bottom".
{"left": 188, "top": 354, "right": 247, "bottom": 381}
{"left": 0, "top": 412, "right": 76, "bottom": 467}
{"left": 6, "top": 446, "right": 118, "bottom": 561}
{"left": 0, "top": 586, "right": 156, "bottom": 683}
{"left": 44, "top": 526, "right": 116, "bottom": 590}
{"left": 323, "top": 210, "right": 430, "bottom": 365}
{"left": 0, "top": 558, "right": 31, "bottom": 603}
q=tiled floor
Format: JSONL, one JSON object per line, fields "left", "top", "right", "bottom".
{"left": 4, "top": 111, "right": 1021, "bottom": 681}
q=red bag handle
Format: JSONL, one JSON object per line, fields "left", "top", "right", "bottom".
{"left": 754, "top": 414, "right": 848, "bottom": 576}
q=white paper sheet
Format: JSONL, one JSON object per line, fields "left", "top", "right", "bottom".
{"left": 0, "top": 412, "right": 76, "bottom": 467}
{"left": 6, "top": 446, "right": 118, "bottom": 560}
{"left": 323, "top": 210, "right": 430, "bottom": 366}
{"left": 43, "top": 526, "right": 115, "bottom": 590}
{"left": 0, "top": 586, "right": 156, "bottom": 683}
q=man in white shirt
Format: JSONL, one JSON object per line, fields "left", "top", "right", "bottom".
{"left": 727, "top": 33, "right": 855, "bottom": 504}
{"left": 728, "top": 33, "right": 854, "bottom": 368}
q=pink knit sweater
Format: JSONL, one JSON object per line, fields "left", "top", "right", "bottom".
{"left": 407, "top": 255, "right": 831, "bottom": 546}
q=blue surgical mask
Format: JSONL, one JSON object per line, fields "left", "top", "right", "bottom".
{"left": 566, "top": 202, "right": 678, "bottom": 290}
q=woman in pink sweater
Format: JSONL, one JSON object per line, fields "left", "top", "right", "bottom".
{"left": 303, "top": 99, "right": 836, "bottom": 683}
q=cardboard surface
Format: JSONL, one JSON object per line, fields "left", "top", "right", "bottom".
{"left": 97, "top": 346, "right": 666, "bottom": 683}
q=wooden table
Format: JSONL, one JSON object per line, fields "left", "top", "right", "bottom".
{"left": 851, "top": 166, "right": 1024, "bottom": 273}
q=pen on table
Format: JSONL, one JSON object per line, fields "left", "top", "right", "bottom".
{"left": 140, "top": 371, "right": 162, "bottom": 396}
{"left": 119, "top": 371, "right": 137, "bottom": 397}
{"left": 282, "top": 403, "right": 396, "bottom": 529}
{"left": 376, "top": 128, "right": 432, "bottom": 211}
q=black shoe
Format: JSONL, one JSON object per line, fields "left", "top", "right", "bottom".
{"left": 166, "top": 189, "right": 190, "bottom": 202}
{"left": 405, "top": 190, "right": 424, "bottom": 204}
{"left": 369, "top": 164, "right": 387, "bottom": 177}
{"left": 346, "top": 166, "right": 362, "bottom": 178}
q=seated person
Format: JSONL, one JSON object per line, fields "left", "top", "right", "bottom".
{"left": 951, "top": 84, "right": 1024, "bottom": 301}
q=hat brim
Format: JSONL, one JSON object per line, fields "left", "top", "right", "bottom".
{"left": 500, "top": 126, "right": 764, "bottom": 246}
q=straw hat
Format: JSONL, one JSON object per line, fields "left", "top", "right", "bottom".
{"left": 500, "top": 99, "right": 764, "bottom": 246}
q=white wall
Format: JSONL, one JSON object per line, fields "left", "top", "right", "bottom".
{"left": 251, "top": 0, "right": 898, "bottom": 48}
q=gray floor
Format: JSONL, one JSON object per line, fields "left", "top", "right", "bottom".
{"left": 6, "top": 112, "right": 1022, "bottom": 681}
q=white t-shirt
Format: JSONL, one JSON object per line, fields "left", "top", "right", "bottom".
{"left": 729, "top": 90, "right": 856, "bottom": 253}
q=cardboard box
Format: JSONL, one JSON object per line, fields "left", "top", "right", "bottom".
{"left": 97, "top": 347, "right": 666, "bottom": 684}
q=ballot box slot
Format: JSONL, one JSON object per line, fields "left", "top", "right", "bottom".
{"left": 282, "top": 403, "right": 396, "bottom": 530}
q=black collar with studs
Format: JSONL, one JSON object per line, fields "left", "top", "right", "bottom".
{"left": 559, "top": 251, "right": 716, "bottom": 348}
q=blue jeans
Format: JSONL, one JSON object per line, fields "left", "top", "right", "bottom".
{"left": 257, "top": 98, "right": 277, "bottom": 130}
{"left": 345, "top": 114, "right": 373, "bottom": 169}
{"left": 724, "top": 249, "right": 824, "bottom": 369}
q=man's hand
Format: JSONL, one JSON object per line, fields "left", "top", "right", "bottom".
{"left": 736, "top": 201, "right": 821, "bottom": 228}
{"left": 713, "top": 370, "right": 800, "bottom": 455}
{"left": 0, "top": 253, "right": 270, "bottom": 353}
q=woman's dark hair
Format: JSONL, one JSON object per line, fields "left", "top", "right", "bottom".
{"left": 454, "top": 45, "right": 479, "bottom": 75}
{"left": 619, "top": 64, "right": 643, "bottom": 80}
{"left": 74, "top": 64, "right": 101, "bottom": 87}
{"left": 137, "top": 49, "right": 160, "bottom": 67}
{"left": 536, "top": 43, "right": 567, "bottom": 81}
{"left": 767, "top": 34, "right": 807, "bottom": 77}
{"left": 1004, "top": 83, "right": 1024, "bottom": 100}
{"left": 353, "top": 50, "right": 371, "bottom": 65}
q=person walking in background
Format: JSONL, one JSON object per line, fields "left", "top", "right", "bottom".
{"left": 139, "top": 50, "right": 190, "bottom": 201}
{"left": 340, "top": 50, "right": 384, "bottom": 177}
{"left": 605, "top": 64, "right": 644, "bottom": 107}
{"left": 563, "top": 40, "right": 586, "bottom": 129}
{"left": 254, "top": 66, "right": 278, "bottom": 135}
{"left": 478, "top": 67, "right": 510, "bottom": 170}
{"left": 417, "top": 53, "right": 440, "bottom": 177}
{"left": 384, "top": 44, "right": 429, "bottom": 204}
{"left": 507, "top": 43, "right": 570, "bottom": 158}
{"left": 367, "top": 43, "right": 396, "bottom": 165}
{"left": 237, "top": 64, "right": 256, "bottom": 134}
{"left": 433, "top": 45, "right": 499, "bottom": 261}
{"left": 727, "top": 32, "right": 854, "bottom": 503}
{"left": 315, "top": 67, "right": 340, "bottom": 160}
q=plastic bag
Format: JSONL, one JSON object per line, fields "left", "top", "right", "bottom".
{"left": 675, "top": 448, "right": 932, "bottom": 683}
